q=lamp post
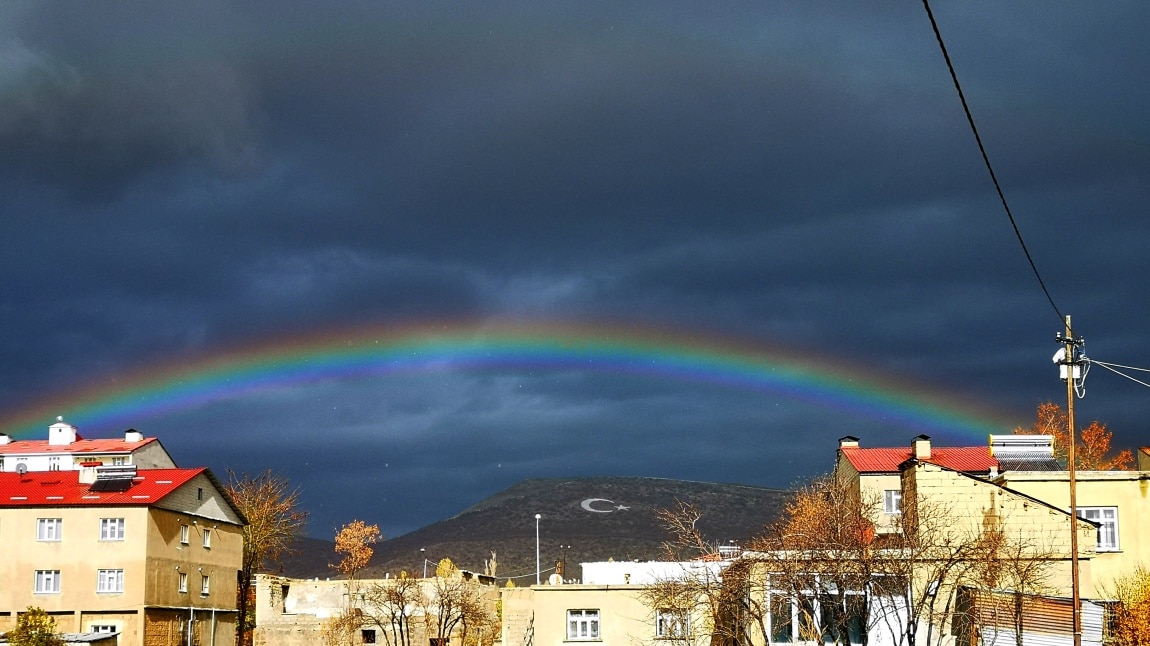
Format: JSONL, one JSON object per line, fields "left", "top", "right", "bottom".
{"left": 421, "top": 547, "right": 427, "bottom": 579}
{"left": 535, "top": 514, "right": 542, "bottom": 585}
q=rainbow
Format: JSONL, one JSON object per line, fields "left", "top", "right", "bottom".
{"left": 0, "top": 320, "right": 1020, "bottom": 439}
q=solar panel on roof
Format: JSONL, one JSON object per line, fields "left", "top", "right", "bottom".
{"left": 89, "top": 478, "right": 134, "bottom": 492}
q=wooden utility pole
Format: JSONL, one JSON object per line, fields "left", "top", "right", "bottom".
{"left": 1063, "top": 314, "right": 1081, "bottom": 646}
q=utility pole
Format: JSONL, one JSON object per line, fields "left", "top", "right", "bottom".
{"left": 1059, "top": 314, "right": 1082, "bottom": 646}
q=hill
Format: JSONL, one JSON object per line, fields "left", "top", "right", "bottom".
{"left": 274, "top": 476, "right": 792, "bottom": 582}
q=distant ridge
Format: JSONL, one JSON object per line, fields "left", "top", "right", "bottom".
{"left": 274, "top": 477, "right": 792, "bottom": 581}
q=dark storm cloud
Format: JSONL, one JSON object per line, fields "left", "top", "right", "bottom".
{"left": 3, "top": 2, "right": 1149, "bottom": 536}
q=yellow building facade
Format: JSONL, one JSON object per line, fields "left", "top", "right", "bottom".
{"left": 997, "top": 469, "right": 1150, "bottom": 598}
{"left": 0, "top": 468, "right": 244, "bottom": 646}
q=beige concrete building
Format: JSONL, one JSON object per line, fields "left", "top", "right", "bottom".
{"left": 834, "top": 435, "right": 998, "bottom": 534}
{"left": 997, "top": 468, "right": 1150, "bottom": 598}
{"left": 0, "top": 466, "right": 245, "bottom": 646}
{"left": 501, "top": 562, "right": 721, "bottom": 646}
{"left": 254, "top": 569, "right": 499, "bottom": 646}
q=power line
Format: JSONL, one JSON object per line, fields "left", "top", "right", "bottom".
{"left": 1084, "top": 359, "right": 1150, "bottom": 391}
{"left": 921, "top": 0, "right": 1067, "bottom": 332}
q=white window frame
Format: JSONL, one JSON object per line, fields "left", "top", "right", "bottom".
{"left": 48, "top": 456, "right": 61, "bottom": 471}
{"left": 656, "top": 608, "right": 690, "bottom": 639}
{"left": 883, "top": 489, "right": 902, "bottom": 515}
{"left": 100, "top": 518, "right": 125, "bottom": 541}
{"left": 37, "top": 518, "right": 63, "bottom": 541}
{"left": 201, "top": 574, "right": 210, "bottom": 596}
{"left": 90, "top": 625, "right": 118, "bottom": 634}
{"left": 35, "top": 570, "right": 61, "bottom": 594}
{"left": 178, "top": 572, "right": 188, "bottom": 593}
{"left": 1078, "top": 506, "right": 1119, "bottom": 551}
{"left": 202, "top": 528, "right": 212, "bottom": 549}
{"left": 767, "top": 574, "right": 870, "bottom": 644}
{"left": 180, "top": 524, "right": 190, "bottom": 545}
{"left": 97, "top": 569, "right": 124, "bottom": 593}
{"left": 111, "top": 456, "right": 127, "bottom": 466}
{"left": 567, "top": 609, "right": 600, "bottom": 641}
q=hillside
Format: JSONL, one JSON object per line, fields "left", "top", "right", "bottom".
{"left": 273, "top": 476, "right": 792, "bottom": 582}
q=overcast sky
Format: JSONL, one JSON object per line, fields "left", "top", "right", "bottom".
{"left": 2, "top": 2, "right": 1148, "bottom": 539}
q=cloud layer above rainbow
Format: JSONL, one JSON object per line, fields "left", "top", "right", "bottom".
{"left": 0, "top": 320, "right": 1017, "bottom": 440}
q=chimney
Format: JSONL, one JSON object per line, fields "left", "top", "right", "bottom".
{"left": 48, "top": 417, "right": 78, "bottom": 446}
{"left": 124, "top": 429, "right": 144, "bottom": 443}
{"left": 912, "top": 435, "right": 932, "bottom": 460}
{"left": 838, "top": 436, "right": 860, "bottom": 449}
{"left": 0, "top": 433, "right": 9, "bottom": 445}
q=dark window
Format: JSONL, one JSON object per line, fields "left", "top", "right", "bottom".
{"left": 362, "top": 629, "right": 376, "bottom": 644}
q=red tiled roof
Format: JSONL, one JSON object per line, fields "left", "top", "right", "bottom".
{"left": 0, "top": 437, "right": 158, "bottom": 455}
{"left": 0, "top": 468, "right": 203, "bottom": 506}
{"left": 840, "top": 446, "right": 997, "bottom": 473}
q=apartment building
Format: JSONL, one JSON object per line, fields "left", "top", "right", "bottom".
{"left": 0, "top": 465, "right": 245, "bottom": 646}
{"left": 0, "top": 418, "right": 176, "bottom": 473}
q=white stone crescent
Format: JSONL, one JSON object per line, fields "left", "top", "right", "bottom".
{"left": 581, "top": 498, "right": 616, "bottom": 513}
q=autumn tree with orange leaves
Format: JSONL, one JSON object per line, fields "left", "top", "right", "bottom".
{"left": 225, "top": 469, "right": 308, "bottom": 646}
{"left": 333, "top": 519, "right": 382, "bottom": 583}
{"left": 324, "top": 520, "right": 384, "bottom": 646}
{"left": 1102, "top": 566, "right": 1150, "bottom": 646}
{"left": 1013, "top": 401, "right": 1133, "bottom": 470}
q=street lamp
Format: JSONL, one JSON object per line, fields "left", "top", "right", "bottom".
{"left": 421, "top": 547, "right": 427, "bottom": 579}
{"left": 535, "top": 514, "right": 542, "bottom": 585}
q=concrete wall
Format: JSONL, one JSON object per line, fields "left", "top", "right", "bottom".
{"left": 501, "top": 585, "right": 661, "bottom": 646}
{"left": 999, "top": 470, "right": 1150, "bottom": 598}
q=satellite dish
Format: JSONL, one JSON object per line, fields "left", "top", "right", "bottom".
{"left": 16, "top": 463, "right": 28, "bottom": 476}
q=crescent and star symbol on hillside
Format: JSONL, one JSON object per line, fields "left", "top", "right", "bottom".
{"left": 581, "top": 498, "right": 630, "bottom": 513}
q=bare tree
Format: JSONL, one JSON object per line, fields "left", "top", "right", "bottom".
{"left": 748, "top": 473, "right": 884, "bottom": 645}
{"left": 422, "top": 561, "right": 498, "bottom": 646}
{"left": 361, "top": 575, "right": 425, "bottom": 646}
{"left": 640, "top": 500, "right": 761, "bottom": 646}
{"left": 225, "top": 469, "right": 308, "bottom": 646}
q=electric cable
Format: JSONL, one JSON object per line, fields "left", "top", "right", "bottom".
{"left": 921, "top": 0, "right": 1069, "bottom": 333}
{"left": 1086, "top": 359, "right": 1150, "bottom": 374}
{"left": 1084, "top": 359, "right": 1150, "bottom": 391}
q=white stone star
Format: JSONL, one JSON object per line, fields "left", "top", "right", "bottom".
{"left": 615, "top": 504, "right": 629, "bottom": 511}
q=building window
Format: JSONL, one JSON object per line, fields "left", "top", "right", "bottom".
{"left": 567, "top": 610, "right": 600, "bottom": 640}
{"left": 362, "top": 629, "right": 377, "bottom": 644}
{"left": 1078, "top": 507, "right": 1119, "bottom": 551}
{"left": 768, "top": 579, "right": 866, "bottom": 644}
{"left": 37, "top": 518, "right": 63, "bottom": 541}
{"left": 111, "top": 457, "right": 127, "bottom": 466}
{"left": 97, "top": 569, "right": 124, "bottom": 593}
{"left": 178, "top": 572, "right": 188, "bottom": 593}
{"left": 48, "top": 456, "right": 60, "bottom": 471}
{"left": 0, "top": 457, "right": 5, "bottom": 470}
{"left": 90, "top": 625, "right": 117, "bottom": 634}
{"left": 35, "top": 570, "right": 61, "bottom": 594}
{"left": 883, "top": 489, "right": 902, "bottom": 515}
{"left": 202, "top": 528, "right": 212, "bottom": 549}
{"left": 180, "top": 524, "right": 190, "bottom": 545}
{"left": 100, "top": 518, "right": 125, "bottom": 541}
{"left": 197, "top": 487, "right": 204, "bottom": 501}
{"left": 656, "top": 609, "right": 689, "bottom": 639}
{"left": 201, "top": 574, "right": 210, "bottom": 595}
